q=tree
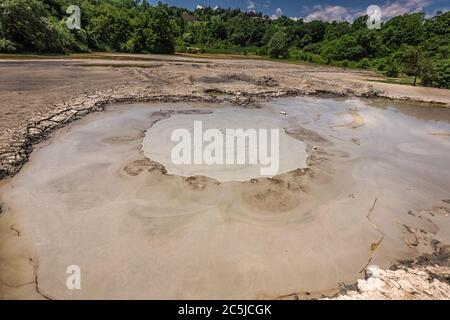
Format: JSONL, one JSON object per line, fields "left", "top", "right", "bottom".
{"left": 142, "top": 5, "right": 175, "bottom": 53}
{"left": 403, "top": 47, "right": 421, "bottom": 85}
{"left": 0, "top": 0, "right": 87, "bottom": 53}
{"left": 0, "top": 0, "right": 58, "bottom": 52}
{"left": 403, "top": 47, "right": 436, "bottom": 86}
{"left": 322, "top": 35, "right": 365, "bottom": 61}
{"left": 268, "top": 31, "right": 288, "bottom": 58}
{"left": 419, "top": 57, "right": 436, "bottom": 86}
{"left": 382, "top": 13, "right": 425, "bottom": 48}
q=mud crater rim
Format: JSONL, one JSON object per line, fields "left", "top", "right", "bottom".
{"left": 141, "top": 109, "right": 309, "bottom": 182}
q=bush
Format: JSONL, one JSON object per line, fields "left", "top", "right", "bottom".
{"left": 374, "top": 58, "right": 388, "bottom": 71}
{"left": 182, "top": 32, "right": 195, "bottom": 45}
{"left": 385, "top": 60, "right": 400, "bottom": 77}
{"left": 257, "top": 46, "right": 268, "bottom": 56}
{"left": 0, "top": 38, "right": 16, "bottom": 53}
{"left": 230, "top": 32, "right": 246, "bottom": 47}
{"left": 357, "top": 58, "right": 370, "bottom": 69}
{"left": 322, "top": 35, "right": 365, "bottom": 61}
{"left": 311, "top": 54, "right": 325, "bottom": 64}
{"left": 419, "top": 58, "right": 436, "bottom": 86}
{"left": 434, "top": 60, "right": 450, "bottom": 89}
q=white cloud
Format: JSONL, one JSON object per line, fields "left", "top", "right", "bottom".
{"left": 381, "top": 0, "right": 431, "bottom": 18}
{"left": 247, "top": 0, "right": 255, "bottom": 11}
{"left": 304, "top": 0, "right": 432, "bottom": 22}
{"left": 196, "top": 4, "right": 204, "bottom": 10}
{"left": 270, "top": 7, "right": 283, "bottom": 20}
{"left": 304, "top": 5, "right": 358, "bottom": 22}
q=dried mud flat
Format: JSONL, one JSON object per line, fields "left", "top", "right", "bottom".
{"left": 1, "top": 54, "right": 450, "bottom": 300}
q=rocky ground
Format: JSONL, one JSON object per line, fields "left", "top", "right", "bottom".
{"left": 1, "top": 53, "right": 450, "bottom": 300}
{"left": 332, "top": 244, "right": 450, "bottom": 300}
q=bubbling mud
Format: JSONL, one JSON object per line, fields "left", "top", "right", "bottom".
{"left": 142, "top": 109, "right": 308, "bottom": 182}
{"left": 1, "top": 97, "right": 450, "bottom": 299}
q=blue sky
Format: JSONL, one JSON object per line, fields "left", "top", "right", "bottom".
{"left": 160, "top": 0, "right": 449, "bottom": 21}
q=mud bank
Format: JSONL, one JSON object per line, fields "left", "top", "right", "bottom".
{"left": 1, "top": 89, "right": 448, "bottom": 182}
{"left": 1, "top": 97, "right": 449, "bottom": 299}
{"left": 330, "top": 244, "right": 450, "bottom": 300}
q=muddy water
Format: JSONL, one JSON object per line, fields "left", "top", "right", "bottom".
{"left": 142, "top": 108, "right": 308, "bottom": 182}
{"left": 1, "top": 97, "right": 450, "bottom": 299}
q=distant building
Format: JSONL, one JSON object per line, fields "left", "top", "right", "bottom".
{"left": 182, "top": 12, "right": 197, "bottom": 22}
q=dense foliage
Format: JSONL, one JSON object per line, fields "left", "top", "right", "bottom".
{"left": 0, "top": 0, "right": 449, "bottom": 88}
{"left": 0, "top": 0, "right": 174, "bottom": 53}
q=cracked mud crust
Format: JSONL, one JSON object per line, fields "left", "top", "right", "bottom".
{"left": 330, "top": 244, "right": 450, "bottom": 300}
{"left": 329, "top": 265, "right": 450, "bottom": 300}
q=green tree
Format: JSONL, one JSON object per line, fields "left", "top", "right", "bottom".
{"left": 403, "top": 47, "right": 422, "bottom": 85}
{"left": 322, "top": 35, "right": 364, "bottom": 61}
{"left": 382, "top": 13, "right": 425, "bottom": 48}
{"left": 268, "top": 31, "right": 288, "bottom": 58}
{"left": 0, "top": 0, "right": 87, "bottom": 53}
{"left": 403, "top": 47, "right": 437, "bottom": 86}
{"left": 419, "top": 57, "right": 436, "bottom": 86}
{"left": 141, "top": 5, "right": 175, "bottom": 53}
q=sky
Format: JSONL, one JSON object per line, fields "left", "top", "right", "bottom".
{"left": 160, "top": 0, "right": 449, "bottom": 21}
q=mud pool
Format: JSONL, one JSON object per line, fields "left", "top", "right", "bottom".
{"left": 142, "top": 109, "right": 308, "bottom": 182}
{"left": 1, "top": 96, "right": 450, "bottom": 299}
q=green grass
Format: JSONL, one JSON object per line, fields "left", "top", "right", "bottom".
{"left": 368, "top": 74, "right": 416, "bottom": 86}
